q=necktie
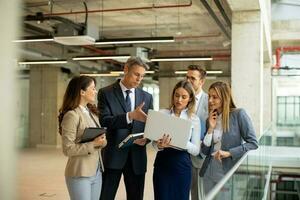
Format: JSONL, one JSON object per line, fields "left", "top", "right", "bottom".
{"left": 125, "top": 90, "right": 132, "bottom": 112}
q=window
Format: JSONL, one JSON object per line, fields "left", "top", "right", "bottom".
{"left": 277, "top": 96, "right": 300, "bottom": 126}
{"left": 143, "top": 84, "right": 159, "bottom": 111}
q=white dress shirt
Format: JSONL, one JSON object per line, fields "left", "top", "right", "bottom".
{"left": 119, "top": 79, "right": 135, "bottom": 124}
{"left": 203, "top": 113, "right": 223, "bottom": 151}
{"left": 195, "top": 90, "right": 203, "bottom": 111}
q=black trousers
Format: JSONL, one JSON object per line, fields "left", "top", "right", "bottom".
{"left": 100, "top": 155, "right": 145, "bottom": 200}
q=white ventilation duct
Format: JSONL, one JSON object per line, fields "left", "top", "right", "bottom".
{"left": 54, "top": 19, "right": 99, "bottom": 45}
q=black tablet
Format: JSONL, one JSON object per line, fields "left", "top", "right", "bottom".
{"left": 80, "top": 127, "right": 107, "bottom": 143}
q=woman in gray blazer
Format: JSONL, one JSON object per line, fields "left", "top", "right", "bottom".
{"left": 200, "top": 81, "right": 258, "bottom": 194}
{"left": 58, "top": 76, "right": 107, "bottom": 200}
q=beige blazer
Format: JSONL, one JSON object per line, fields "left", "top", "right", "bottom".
{"left": 61, "top": 107, "right": 105, "bottom": 177}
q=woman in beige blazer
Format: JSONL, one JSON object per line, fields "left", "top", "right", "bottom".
{"left": 58, "top": 75, "right": 107, "bottom": 200}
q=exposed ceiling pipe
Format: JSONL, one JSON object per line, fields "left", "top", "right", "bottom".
{"left": 43, "top": 1, "right": 192, "bottom": 16}
{"left": 24, "top": 23, "right": 53, "bottom": 36}
{"left": 199, "top": 0, "right": 231, "bottom": 39}
{"left": 156, "top": 48, "right": 230, "bottom": 55}
{"left": 274, "top": 46, "right": 300, "bottom": 69}
{"left": 213, "top": 0, "right": 231, "bottom": 29}
{"left": 270, "top": 174, "right": 300, "bottom": 184}
{"left": 82, "top": 45, "right": 114, "bottom": 56}
{"left": 81, "top": 45, "right": 122, "bottom": 66}
{"left": 25, "top": 13, "right": 85, "bottom": 33}
{"left": 212, "top": 54, "right": 231, "bottom": 61}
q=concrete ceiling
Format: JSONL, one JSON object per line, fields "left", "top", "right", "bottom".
{"left": 20, "top": 0, "right": 232, "bottom": 76}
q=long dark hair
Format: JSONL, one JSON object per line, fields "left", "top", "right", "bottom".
{"left": 58, "top": 75, "right": 98, "bottom": 134}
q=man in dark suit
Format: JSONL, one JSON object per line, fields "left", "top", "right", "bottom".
{"left": 98, "top": 57, "right": 153, "bottom": 200}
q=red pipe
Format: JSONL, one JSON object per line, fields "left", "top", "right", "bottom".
{"left": 44, "top": 1, "right": 192, "bottom": 17}
{"left": 212, "top": 54, "right": 231, "bottom": 61}
{"left": 82, "top": 45, "right": 114, "bottom": 55}
{"left": 81, "top": 45, "right": 121, "bottom": 65}
{"left": 274, "top": 46, "right": 300, "bottom": 69}
{"left": 270, "top": 174, "right": 300, "bottom": 184}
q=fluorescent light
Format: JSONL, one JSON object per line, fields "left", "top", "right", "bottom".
{"left": 175, "top": 71, "right": 187, "bottom": 74}
{"left": 18, "top": 60, "right": 67, "bottom": 65}
{"left": 12, "top": 35, "right": 54, "bottom": 42}
{"left": 80, "top": 73, "right": 120, "bottom": 77}
{"left": 175, "top": 70, "right": 223, "bottom": 74}
{"left": 95, "top": 37, "right": 174, "bottom": 45}
{"left": 207, "top": 70, "right": 223, "bottom": 74}
{"left": 13, "top": 38, "right": 54, "bottom": 43}
{"left": 151, "top": 57, "right": 212, "bottom": 62}
{"left": 110, "top": 71, "right": 124, "bottom": 75}
{"left": 73, "top": 55, "right": 130, "bottom": 61}
{"left": 110, "top": 71, "right": 155, "bottom": 74}
{"left": 145, "top": 71, "right": 155, "bottom": 74}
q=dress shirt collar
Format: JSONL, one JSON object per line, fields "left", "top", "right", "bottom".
{"left": 170, "top": 107, "right": 189, "bottom": 118}
{"left": 119, "top": 79, "right": 135, "bottom": 95}
{"left": 195, "top": 89, "right": 203, "bottom": 102}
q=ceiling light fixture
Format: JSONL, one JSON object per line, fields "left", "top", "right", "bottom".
{"left": 80, "top": 73, "right": 120, "bottom": 77}
{"left": 73, "top": 55, "right": 131, "bottom": 61}
{"left": 175, "top": 70, "right": 223, "bottom": 74}
{"left": 95, "top": 37, "right": 174, "bottom": 45}
{"left": 110, "top": 70, "right": 155, "bottom": 74}
{"left": 13, "top": 38, "right": 54, "bottom": 43}
{"left": 18, "top": 60, "right": 68, "bottom": 65}
{"left": 151, "top": 57, "right": 213, "bottom": 62}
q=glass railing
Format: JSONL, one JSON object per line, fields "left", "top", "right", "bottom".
{"left": 205, "top": 125, "right": 273, "bottom": 200}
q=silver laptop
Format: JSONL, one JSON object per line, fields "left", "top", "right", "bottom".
{"left": 144, "top": 110, "right": 192, "bottom": 149}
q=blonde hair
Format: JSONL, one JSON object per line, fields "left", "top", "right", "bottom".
{"left": 209, "top": 82, "right": 236, "bottom": 132}
{"left": 169, "top": 80, "right": 196, "bottom": 118}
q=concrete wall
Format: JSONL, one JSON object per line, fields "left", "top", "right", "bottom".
{"left": 17, "top": 78, "right": 30, "bottom": 148}
{"left": 29, "top": 66, "right": 68, "bottom": 147}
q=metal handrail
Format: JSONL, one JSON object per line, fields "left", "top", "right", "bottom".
{"left": 205, "top": 125, "right": 272, "bottom": 200}
{"left": 262, "top": 165, "right": 273, "bottom": 200}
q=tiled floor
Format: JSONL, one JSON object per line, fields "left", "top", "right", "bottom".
{"left": 17, "top": 146, "right": 156, "bottom": 200}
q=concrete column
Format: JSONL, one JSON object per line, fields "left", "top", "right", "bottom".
{"left": 263, "top": 64, "right": 272, "bottom": 130}
{"left": 159, "top": 77, "right": 184, "bottom": 109}
{"left": 29, "top": 66, "right": 68, "bottom": 147}
{"left": 231, "top": 10, "right": 264, "bottom": 135}
{"left": 0, "top": 0, "right": 19, "bottom": 199}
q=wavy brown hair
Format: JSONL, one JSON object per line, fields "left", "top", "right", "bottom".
{"left": 169, "top": 80, "right": 196, "bottom": 118}
{"left": 58, "top": 75, "right": 98, "bottom": 134}
{"left": 209, "top": 81, "right": 236, "bottom": 132}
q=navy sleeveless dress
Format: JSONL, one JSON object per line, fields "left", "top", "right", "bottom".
{"left": 153, "top": 148, "right": 192, "bottom": 200}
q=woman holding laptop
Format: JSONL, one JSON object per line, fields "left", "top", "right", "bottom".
{"left": 152, "top": 80, "right": 200, "bottom": 200}
{"left": 58, "top": 75, "right": 107, "bottom": 200}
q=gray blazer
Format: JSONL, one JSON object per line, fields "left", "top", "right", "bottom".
{"left": 201, "top": 108, "right": 258, "bottom": 173}
{"left": 195, "top": 92, "right": 209, "bottom": 123}
{"left": 191, "top": 91, "right": 208, "bottom": 168}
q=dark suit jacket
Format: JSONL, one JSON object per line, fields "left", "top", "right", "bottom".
{"left": 97, "top": 80, "right": 153, "bottom": 175}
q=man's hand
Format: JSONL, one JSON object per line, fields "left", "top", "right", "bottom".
{"left": 133, "top": 138, "right": 148, "bottom": 146}
{"left": 128, "top": 102, "right": 147, "bottom": 122}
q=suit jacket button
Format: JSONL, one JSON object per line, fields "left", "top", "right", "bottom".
{"left": 88, "top": 152, "right": 91, "bottom": 155}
